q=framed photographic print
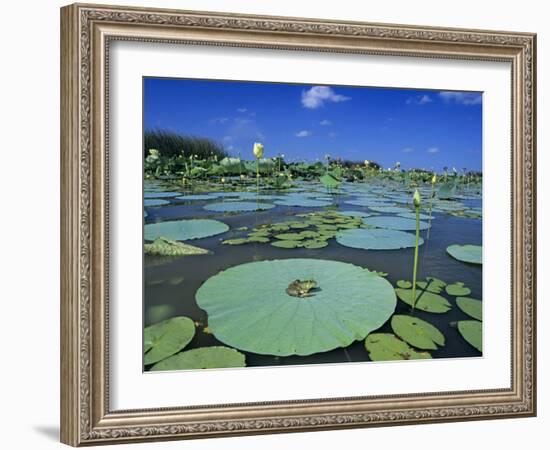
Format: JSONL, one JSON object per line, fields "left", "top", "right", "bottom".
{"left": 60, "top": 3, "right": 536, "bottom": 446}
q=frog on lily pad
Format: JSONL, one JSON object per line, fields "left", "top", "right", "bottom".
{"left": 286, "top": 279, "right": 318, "bottom": 298}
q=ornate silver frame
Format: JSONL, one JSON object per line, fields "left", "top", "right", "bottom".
{"left": 60, "top": 3, "right": 536, "bottom": 446}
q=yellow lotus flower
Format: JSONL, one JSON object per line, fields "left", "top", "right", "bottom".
{"left": 253, "top": 142, "right": 264, "bottom": 159}
{"left": 432, "top": 173, "right": 437, "bottom": 184}
{"left": 413, "top": 189, "right": 421, "bottom": 208}
{"left": 221, "top": 177, "right": 226, "bottom": 183}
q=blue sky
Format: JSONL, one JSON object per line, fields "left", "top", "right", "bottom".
{"left": 144, "top": 78, "right": 482, "bottom": 171}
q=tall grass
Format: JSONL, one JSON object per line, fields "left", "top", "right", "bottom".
{"left": 144, "top": 129, "right": 228, "bottom": 159}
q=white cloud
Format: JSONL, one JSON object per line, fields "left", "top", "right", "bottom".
{"left": 237, "top": 107, "right": 247, "bottom": 113}
{"left": 402, "top": 147, "right": 415, "bottom": 153}
{"left": 328, "top": 131, "right": 337, "bottom": 138}
{"left": 295, "top": 130, "right": 312, "bottom": 138}
{"left": 319, "top": 119, "right": 332, "bottom": 126}
{"left": 406, "top": 94, "right": 432, "bottom": 105}
{"left": 439, "top": 91, "right": 482, "bottom": 105}
{"left": 234, "top": 117, "right": 252, "bottom": 125}
{"left": 222, "top": 136, "right": 233, "bottom": 142}
{"left": 301, "top": 86, "right": 350, "bottom": 109}
{"left": 427, "top": 147, "right": 440, "bottom": 154}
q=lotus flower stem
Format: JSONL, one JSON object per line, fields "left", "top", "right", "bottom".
{"left": 426, "top": 174, "right": 436, "bottom": 240}
{"left": 411, "top": 189, "right": 421, "bottom": 313}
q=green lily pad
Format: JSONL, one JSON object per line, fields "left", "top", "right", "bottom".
{"left": 144, "top": 219, "right": 229, "bottom": 241}
{"left": 144, "top": 199, "right": 170, "bottom": 207}
{"left": 368, "top": 206, "right": 410, "bottom": 214}
{"left": 336, "top": 228, "right": 423, "bottom": 250}
{"left": 175, "top": 194, "right": 218, "bottom": 201}
{"left": 270, "top": 240, "right": 302, "bottom": 249}
{"left": 456, "top": 297, "right": 483, "bottom": 320}
{"left": 196, "top": 259, "right": 397, "bottom": 356}
{"left": 364, "top": 333, "right": 432, "bottom": 361}
{"left": 274, "top": 233, "right": 306, "bottom": 241}
{"left": 391, "top": 315, "right": 445, "bottom": 350}
{"left": 144, "top": 317, "right": 195, "bottom": 365}
{"left": 397, "top": 212, "right": 433, "bottom": 220}
{"left": 447, "top": 244, "right": 482, "bottom": 265}
{"left": 438, "top": 182, "right": 457, "bottom": 200}
{"left": 303, "top": 240, "right": 328, "bottom": 249}
{"left": 445, "top": 282, "right": 471, "bottom": 296}
{"left": 362, "top": 216, "right": 430, "bottom": 231}
{"left": 275, "top": 198, "right": 332, "bottom": 207}
{"left": 416, "top": 277, "right": 447, "bottom": 294}
{"left": 339, "top": 211, "right": 374, "bottom": 218}
{"left": 457, "top": 320, "right": 482, "bottom": 352}
{"left": 396, "top": 280, "right": 412, "bottom": 289}
{"left": 395, "top": 288, "right": 452, "bottom": 313}
{"left": 145, "top": 304, "right": 176, "bottom": 324}
{"left": 204, "top": 201, "right": 275, "bottom": 212}
{"left": 151, "top": 346, "right": 246, "bottom": 371}
{"left": 144, "top": 191, "right": 181, "bottom": 199}
{"left": 144, "top": 237, "right": 209, "bottom": 256}
{"left": 319, "top": 173, "right": 341, "bottom": 189}
{"left": 222, "top": 238, "right": 248, "bottom": 245}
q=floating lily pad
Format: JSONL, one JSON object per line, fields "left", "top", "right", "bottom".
{"left": 151, "top": 346, "right": 246, "bottom": 371}
{"left": 416, "top": 277, "right": 447, "bottom": 294}
{"left": 456, "top": 297, "right": 483, "bottom": 320}
{"left": 270, "top": 240, "right": 301, "bottom": 248}
{"left": 362, "top": 216, "right": 430, "bottom": 231}
{"left": 144, "top": 199, "right": 170, "bottom": 207}
{"left": 368, "top": 206, "right": 410, "bottom": 214}
{"left": 339, "top": 211, "right": 373, "bottom": 218}
{"left": 146, "top": 304, "right": 176, "bottom": 324}
{"left": 447, "top": 244, "right": 482, "bottom": 265}
{"left": 144, "top": 237, "right": 209, "bottom": 256}
{"left": 275, "top": 198, "right": 332, "bottom": 207}
{"left": 391, "top": 315, "right": 445, "bottom": 350}
{"left": 445, "top": 282, "right": 471, "bottom": 296}
{"left": 344, "top": 199, "right": 390, "bottom": 208}
{"left": 457, "top": 320, "right": 482, "bottom": 352}
{"left": 204, "top": 201, "right": 275, "bottom": 212}
{"left": 303, "top": 240, "right": 328, "bottom": 249}
{"left": 364, "top": 333, "right": 432, "bottom": 361}
{"left": 336, "top": 228, "right": 423, "bottom": 250}
{"left": 175, "top": 194, "right": 218, "bottom": 201}
{"left": 144, "top": 191, "right": 181, "bottom": 199}
{"left": 396, "top": 280, "right": 412, "bottom": 289}
{"left": 144, "top": 219, "right": 229, "bottom": 241}
{"left": 274, "top": 233, "right": 305, "bottom": 241}
{"left": 144, "top": 317, "right": 195, "bottom": 365}
{"left": 395, "top": 288, "right": 452, "bottom": 313}
{"left": 397, "top": 212, "right": 433, "bottom": 220}
{"left": 196, "top": 259, "right": 397, "bottom": 356}
{"left": 222, "top": 238, "right": 248, "bottom": 245}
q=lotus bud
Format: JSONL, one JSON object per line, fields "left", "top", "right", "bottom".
{"left": 413, "top": 189, "right": 421, "bottom": 208}
{"left": 253, "top": 142, "right": 264, "bottom": 159}
{"left": 432, "top": 173, "right": 437, "bottom": 184}
{"left": 221, "top": 177, "right": 226, "bottom": 183}
{"left": 364, "top": 160, "right": 370, "bottom": 167}
{"left": 240, "top": 174, "right": 245, "bottom": 180}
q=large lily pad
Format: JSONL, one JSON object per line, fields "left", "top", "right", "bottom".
{"left": 397, "top": 212, "right": 433, "bottom": 220}
{"left": 364, "top": 333, "right": 432, "bottom": 361}
{"left": 144, "top": 191, "right": 182, "bottom": 199}
{"left": 368, "top": 206, "right": 410, "bottom": 214}
{"left": 204, "top": 201, "right": 275, "bottom": 212}
{"left": 457, "top": 320, "right": 482, "bottom": 352}
{"left": 144, "top": 317, "right": 195, "bottom": 365}
{"left": 151, "top": 346, "right": 246, "bottom": 371}
{"left": 447, "top": 244, "right": 482, "bottom": 265}
{"left": 395, "top": 288, "right": 452, "bottom": 313}
{"left": 275, "top": 198, "right": 332, "bottom": 207}
{"left": 196, "top": 259, "right": 397, "bottom": 356}
{"left": 144, "top": 219, "right": 229, "bottom": 241}
{"left": 391, "top": 315, "right": 445, "bottom": 350}
{"left": 175, "top": 194, "right": 218, "bottom": 201}
{"left": 144, "top": 199, "right": 170, "bottom": 207}
{"left": 336, "top": 228, "right": 423, "bottom": 250}
{"left": 362, "top": 216, "right": 430, "bottom": 231}
{"left": 456, "top": 298, "right": 483, "bottom": 320}
{"left": 144, "top": 237, "right": 209, "bottom": 256}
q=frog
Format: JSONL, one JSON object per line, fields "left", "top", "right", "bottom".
{"left": 286, "top": 279, "right": 318, "bottom": 298}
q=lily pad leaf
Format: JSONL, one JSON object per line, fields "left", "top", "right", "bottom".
{"left": 144, "top": 237, "right": 209, "bottom": 256}
{"left": 275, "top": 198, "right": 332, "bottom": 207}
{"left": 336, "top": 228, "right": 423, "bottom": 250}
{"left": 457, "top": 320, "right": 482, "bottom": 352}
{"left": 447, "top": 244, "right": 482, "bottom": 265}
{"left": 365, "top": 333, "right": 432, "bottom": 361}
{"left": 368, "top": 206, "right": 410, "bottom": 214}
{"left": 144, "top": 191, "right": 181, "bottom": 199}
{"left": 391, "top": 315, "right": 445, "bottom": 350}
{"left": 144, "top": 199, "right": 170, "bottom": 207}
{"left": 456, "top": 297, "right": 483, "bottom": 320}
{"left": 395, "top": 288, "right": 452, "bottom": 313}
{"left": 196, "top": 259, "right": 397, "bottom": 356}
{"left": 319, "top": 173, "right": 341, "bottom": 189}
{"left": 437, "top": 182, "right": 457, "bottom": 199}
{"left": 303, "top": 240, "right": 328, "bottom": 249}
{"left": 270, "top": 240, "right": 303, "bottom": 248}
{"left": 396, "top": 280, "right": 412, "bottom": 289}
{"left": 144, "top": 317, "right": 195, "bottom": 365}
{"left": 416, "top": 277, "right": 447, "bottom": 294}
{"left": 204, "top": 201, "right": 275, "bottom": 212}
{"left": 445, "top": 282, "right": 471, "bottom": 296}
{"left": 145, "top": 304, "right": 176, "bottom": 325}
{"left": 151, "top": 346, "right": 246, "bottom": 371}
{"left": 362, "top": 216, "right": 430, "bottom": 231}
{"left": 144, "top": 219, "right": 229, "bottom": 241}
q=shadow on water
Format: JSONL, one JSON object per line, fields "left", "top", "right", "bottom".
{"left": 144, "top": 186, "right": 482, "bottom": 369}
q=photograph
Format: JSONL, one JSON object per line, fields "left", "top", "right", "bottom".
{"left": 142, "top": 78, "right": 483, "bottom": 372}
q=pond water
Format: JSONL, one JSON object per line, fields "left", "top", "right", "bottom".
{"left": 144, "top": 179, "right": 482, "bottom": 370}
